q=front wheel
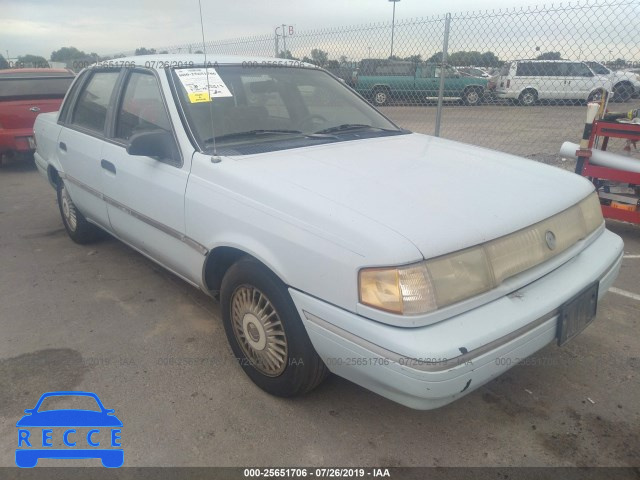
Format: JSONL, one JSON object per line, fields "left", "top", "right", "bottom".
{"left": 462, "top": 88, "right": 482, "bottom": 106}
{"left": 220, "top": 258, "right": 328, "bottom": 397}
{"left": 613, "top": 83, "right": 633, "bottom": 102}
{"left": 57, "top": 180, "right": 104, "bottom": 244}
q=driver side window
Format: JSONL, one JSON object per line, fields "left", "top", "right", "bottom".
{"left": 115, "top": 71, "right": 172, "bottom": 141}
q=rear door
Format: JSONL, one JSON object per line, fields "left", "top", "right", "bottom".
{"left": 57, "top": 70, "right": 120, "bottom": 229}
{"left": 496, "top": 62, "right": 513, "bottom": 95}
{"left": 534, "top": 62, "right": 563, "bottom": 100}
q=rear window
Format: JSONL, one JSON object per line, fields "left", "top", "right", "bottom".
{"left": 0, "top": 77, "right": 74, "bottom": 100}
{"left": 500, "top": 63, "right": 511, "bottom": 76}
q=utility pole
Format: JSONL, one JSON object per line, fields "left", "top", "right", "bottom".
{"left": 389, "top": 0, "right": 400, "bottom": 58}
{"left": 282, "top": 24, "right": 287, "bottom": 53}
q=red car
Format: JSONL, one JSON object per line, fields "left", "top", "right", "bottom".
{"left": 0, "top": 68, "right": 75, "bottom": 160}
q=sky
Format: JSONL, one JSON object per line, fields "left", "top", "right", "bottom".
{"left": 1, "top": 0, "right": 542, "bottom": 60}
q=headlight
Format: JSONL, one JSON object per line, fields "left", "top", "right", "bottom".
{"left": 359, "top": 263, "right": 437, "bottom": 314}
{"left": 359, "top": 192, "right": 603, "bottom": 316}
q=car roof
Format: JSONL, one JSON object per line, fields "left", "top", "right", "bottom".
{"left": 92, "top": 54, "right": 317, "bottom": 70}
{"left": 0, "top": 68, "right": 74, "bottom": 76}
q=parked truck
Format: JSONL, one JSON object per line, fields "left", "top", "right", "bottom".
{"left": 353, "top": 59, "right": 488, "bottom": 106}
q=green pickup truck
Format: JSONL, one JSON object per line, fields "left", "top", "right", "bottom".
{"left": 353, "top": 60, "right": 488, "bottom": 106}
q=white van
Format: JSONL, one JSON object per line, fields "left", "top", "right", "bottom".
{"left": 495, "top": 60, "right": 612, "bottom": 105}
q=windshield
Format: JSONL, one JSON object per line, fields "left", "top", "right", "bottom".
{"left": 172, "top": 65, "right": 405, "bottom": 155}
{"left": 587, "top": 62, "right": 610, "bottom": 75}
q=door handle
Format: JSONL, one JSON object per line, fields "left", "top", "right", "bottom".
{"left": 59, "top": 142, "right": 67, "bottom": 152}
{"left": 101, "top": 159, "right": 116, "bottom": 174}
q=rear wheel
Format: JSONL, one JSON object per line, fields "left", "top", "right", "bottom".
{"left": 57, "top": 180, "right": 104, "bottom": 244}
{"left": 220, "top": 258, "right": 328, "bottom": 397}
{"left": 372, "top": 88, "right": 389, "bottom": 106}
{"left": 518, "top": 89, "right": 537, "bottom": 106}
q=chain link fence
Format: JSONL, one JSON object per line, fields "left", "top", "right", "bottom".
{"left": 135, "top": 0, "right": 640, "bottom": 164}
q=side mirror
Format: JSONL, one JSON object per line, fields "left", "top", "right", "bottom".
{"left": 127, "top": 130, "right": 178, "bottom": 162}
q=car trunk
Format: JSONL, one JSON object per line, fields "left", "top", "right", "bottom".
{"left": 0, "top": 75, "right": 73, "bottom": 129}
{"left": 0, "top": 98, "right": 64, "bottom": 130}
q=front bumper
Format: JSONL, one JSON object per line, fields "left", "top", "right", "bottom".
{"left": 290, "top": 228, "right": 623, "bottom": 410}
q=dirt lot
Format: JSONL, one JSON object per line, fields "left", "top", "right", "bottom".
{"left": 0, "top": 116, "right": 639, "bottom": 468}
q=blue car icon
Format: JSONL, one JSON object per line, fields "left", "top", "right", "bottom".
{"left": 16, "top": 391, "right": 123, "bottom": 468}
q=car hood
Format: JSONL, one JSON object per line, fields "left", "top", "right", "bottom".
{"left": 16, "top": 410, "right": 123, "bottom": 427}
{"left": 233, "top": 133, "right": 594, "bottom": 260}
{"left": 596, "top": 71, "right": 640, "bottom": 87}
{"left": 616, "top": 71, "right": 640, "bottom": 85}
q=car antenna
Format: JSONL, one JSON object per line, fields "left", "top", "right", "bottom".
{"left": 198, "top": 0, "right": 221, "bottom": 163}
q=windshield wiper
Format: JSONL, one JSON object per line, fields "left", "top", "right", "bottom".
{"left": 205, "top": 130, "right": 304, "bottom": 143}
{"left": 313, "top": 124, "right": 399, "bottom": 135}
{"left": 204, "top": 129, "right": 338, "bottom": 144}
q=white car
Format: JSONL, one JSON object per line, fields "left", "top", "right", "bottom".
{"left": 33, "top": 55, "right": 623, "bottom": 409}
{"left": 584, "top": 61, "right": 640, "bottom": 102}
{"left": 495, "top": 59, "right": 613, "bottom": 105}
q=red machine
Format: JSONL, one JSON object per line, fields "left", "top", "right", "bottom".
{"left": 574, "top": 119, "right": 640, "bottom": 225}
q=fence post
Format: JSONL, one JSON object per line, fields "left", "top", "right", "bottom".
{"left": 275, "top": 34, "right": 279, "bottom": 57}
{"left": 435, "top": 13, "right": 451, "bottom": 137}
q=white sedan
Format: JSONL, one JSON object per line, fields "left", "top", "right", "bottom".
{"left": 33, "top": 55, "right": 623, "bottom": 409}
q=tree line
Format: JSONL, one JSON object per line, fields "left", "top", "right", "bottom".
{"left": 0, "top": 46, "right": 632, "bottom": 71}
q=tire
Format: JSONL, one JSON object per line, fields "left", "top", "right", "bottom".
{"left": 462, "top": 87, "right": 482, "bottom": 106}
{"left": 220, "top": 258, "right": 329, "bottom": 397}
{"left": 518, "top": 89, "right": 537, "bottom": 106}
{"left": 56, "top": 180, "right": 104, "bottom": 244}
{"left": 372, "top": 88, "right": 389, "bottom": 106}
{"left": 613, "top": 83, "right": 633, "bottom": 103}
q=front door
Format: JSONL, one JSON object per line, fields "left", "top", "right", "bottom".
{"left": 100, "top": 69, "right": 202, "bottom": 283}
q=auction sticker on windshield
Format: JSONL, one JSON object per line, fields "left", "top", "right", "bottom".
{"left": 175, "top": 68, "right": 233, "bottom": 103}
